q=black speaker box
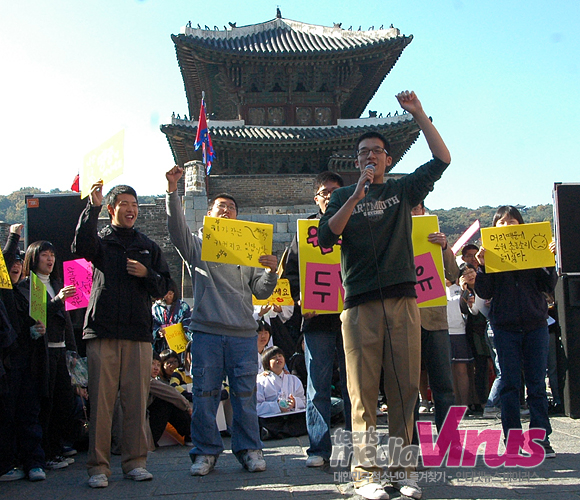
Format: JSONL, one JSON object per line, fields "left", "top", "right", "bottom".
{"left": 24, "top": 193, "right": 88, "bottom": 269}
{"left": 555, "top": 275, "right": 580, "bottom": 418}
{"left": 553, "top": 183, "right": 580, "bottom": 274}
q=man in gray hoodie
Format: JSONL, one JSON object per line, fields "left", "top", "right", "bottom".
{"left": 165, "top": 166, "right": 278, "bottom": 477}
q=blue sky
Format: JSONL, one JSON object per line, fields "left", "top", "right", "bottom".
{"left": 1, "top": 0, "right": 578, "bottom": 210}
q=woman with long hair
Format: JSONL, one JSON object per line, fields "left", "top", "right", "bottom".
{"left": 19, "top": 241, "right": 78, "bottom": 471}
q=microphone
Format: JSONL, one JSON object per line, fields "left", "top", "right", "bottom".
{"left": 364, "top": 164, "right": 375, "bottom": 194}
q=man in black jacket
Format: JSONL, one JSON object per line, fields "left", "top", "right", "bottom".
{"left": 72, "top": 182, "right": 171, "bottom": 488}
{"left": 284, "top": 171, "right": 351, "bottom": 468}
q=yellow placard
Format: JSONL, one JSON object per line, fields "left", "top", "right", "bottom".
{"left": 253, "top": 278, "right": 294, "bottom": 306}
{"left": 0, "top": 252, "right": 12, "bottom": 289}
{"left": 163, "top": 323, "right": 188, "bottom": 354}
{"left": 412, "top": 215, "right": 447, "bottom": 308}
{"left": 201, "top": 216, "right": 273, "bottom": 267}
{"left": 81, "top": 130, "right": 125, "bottom": 199}
{"left": 481, "top": 221, "right": 555, "bottom": 273}
{"left": 30, "top": 272, "right": 47, "bottom": 326}
{"left": 297, "top": 219, "right": 343, "bottom": 315}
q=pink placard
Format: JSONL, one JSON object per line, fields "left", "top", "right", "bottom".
{"left": 414, "top": 252, "right": 446, "bottom": 304}
{"left": 302, "top": 262, "right": 344, "bottom": 312}
{"left": 63, "top": 258, "right": 93, "bottom": 311}
{"left": 451, "top": 220, "right": 480, "bottom": 255}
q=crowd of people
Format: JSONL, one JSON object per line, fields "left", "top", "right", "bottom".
{"left": 0, "top": 91, "right": 563, "bottom": 500}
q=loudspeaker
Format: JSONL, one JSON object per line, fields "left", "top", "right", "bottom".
{"left": 24, "top": 193, "right": 88, "bottom": 268}
{"left": 553, "top": 183, "right": 580, "bottom": 274}
{"left": 555, "top": 275, "right": 580, "bottom": 418}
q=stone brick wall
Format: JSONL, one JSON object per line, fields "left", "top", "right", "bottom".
{"left": 209, "top": 174, "right": 316, "bottom": 207}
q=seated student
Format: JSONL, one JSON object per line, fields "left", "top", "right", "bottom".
{"left": 256, "top": 346, "right": 306, "bottom": 440}
{"left": 257, "top": 320, "right": 273, "bottom": 374}
{"left": 170, "top": 341, "right": 193, "bottom": 401}
{"left": 148, "top": 353, "right": 192, "bottom": 447}
{"left": 152, "top": 280, "right": 191, "bottom": 354}
{"left": 159, "top": 349, "right": 181, "bottom": 384}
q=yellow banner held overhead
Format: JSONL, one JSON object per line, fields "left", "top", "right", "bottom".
{"left": 163, "top": 323, "right": 189, "bottom": 354}
{"left": 253, "top": 278, "right": 294, "bottom": 306}
{"left": 201, "top": 216, "right": 273, "bottom": 267}
{"left": 297, "top": 219, "right": 344, "bottom": 315}
{"left": 81, "top": 130, "right": 125, "bottom": 199}
{"left": 0, "top": 252, "right": 12, "bottom": 289}
{"left": 411, "top": 215, "right": 447, "bottom": 308}
{"left": 481, "top": 221, "right": 555, "bottom": 273}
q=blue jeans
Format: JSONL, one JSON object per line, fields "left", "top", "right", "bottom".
{"left": 485, "top": 324, "right": 502, "bottom": 408}
{"left": 420, "top": 328, "right": 456, "bottom": 432}
{"left": 304, "top": 330, "right": 351, "bottom": 459}
{"left": 493, "top": 325, "right": 551, "bottom": 441}
{"left": 189, "top": 332, "right": 261, "bottom": 459}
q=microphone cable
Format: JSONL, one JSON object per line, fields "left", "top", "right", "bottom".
{"left": 362, "top": 189, "right": 413, "bottom": 448}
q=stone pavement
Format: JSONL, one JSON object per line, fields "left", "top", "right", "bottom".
{"left": 2, "top": 413, "right": 580, "bottom": 500}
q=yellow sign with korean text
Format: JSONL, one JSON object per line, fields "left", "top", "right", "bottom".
{"left": 81, "top": 130, "right": 125, "bottom": 199}
{"left": 163, "top": 323, "right": 188, "bottom": 354}
{"left": 412, "top": 215, "right": 447, "bottom": 308}
{"left": 481, "top": 221, "right": 554, "bottom": 273}
{"left": 253, "top": 278, "right": 294, "bottom": 306}
{"left": 0, "top": 252, "right": 12, "bottom": 289}
{"left": 297, "top": 219, "right": 343, "bottom": 315}
{"left": 201, "top": 216, "right": 273, "bottom": 267}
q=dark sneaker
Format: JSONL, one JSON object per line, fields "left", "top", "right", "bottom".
{"left": 240, "top": 449, "right": 266, "bottom": 472}
{"left": 0, "top": 468, "right": 26, "bottom": 482}
{"left": 542, "top": 442, "right": 556, "bottom": 459}
{"left": 190, "top": 455, "right": 216, "bottom": 476}
{"left": 62, "top": 446, "right": 77, "bottom": 457}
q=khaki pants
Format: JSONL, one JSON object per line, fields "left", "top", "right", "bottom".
{"left": 86, "top": 338, "right": 152, "bottom": 477}
{"left": 341, "top": 297, "right": 420, "bottom": 486}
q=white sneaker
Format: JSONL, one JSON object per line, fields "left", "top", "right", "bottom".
{"left": 482, "top": 407, "right": 501, "bottom": 419}
{"left": 190, "top": 455, "right": 216, "bottom": 476}
{"left": 88, "top": 473, "right": 108, "bottom": 488}
{"left": 394, "top": 479, "right": 422, "bottom": 499}
{"left": 28, "top": 468, "right": 46, "bottom": 482}
{"left": 305, "top": 455, "right": 325, "bottom": 467}
{"left": 355, "top": 482, "right": 390, "bottom": 500}
{"left": 240, "top": 449, "right": 266, "bottom": 472}
{"left": 124, "top": 467, "right": 153, "bottom": 481}
{"left": 0, "top": 468, "right": 25, "bottom": 482}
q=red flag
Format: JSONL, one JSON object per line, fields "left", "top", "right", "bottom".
{"left": 71, "top": 174, "right": 80, "bottom": 193}
{"left": 194, "top": 98, "right": 215, "bottom": 175}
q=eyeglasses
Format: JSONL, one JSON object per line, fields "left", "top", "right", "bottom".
{"left": 163, "top": 359, "right": 179, "bottom": 366}
{"left": 315, "top": 188, "right": 338, "bottom": 199}
{"left": 214, "top": 202, "right": 237, "bottom": 212}
{"left": 357, "top": 147, "right": 388, "bottom": 157}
